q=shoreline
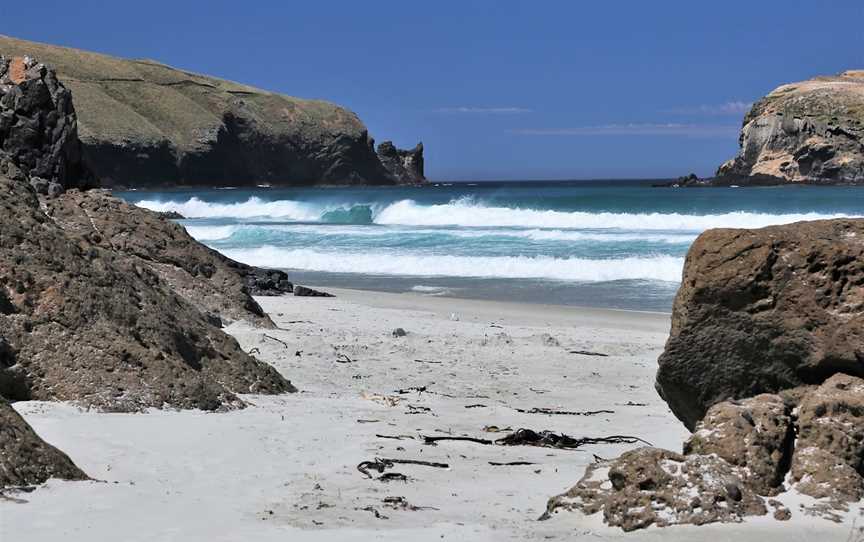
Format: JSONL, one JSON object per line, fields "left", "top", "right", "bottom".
{"left": 5, "top": 292, "right": 853, "bottom": 540}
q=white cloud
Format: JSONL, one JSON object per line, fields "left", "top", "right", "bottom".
{"left": 512, "top": 123, "right": 739, "bottom": 138}
{"left": 664, "top": 101, "right": 753, "bottom": 116}
{"left": 434, "top": 106, "right": 533, "bottom": 114}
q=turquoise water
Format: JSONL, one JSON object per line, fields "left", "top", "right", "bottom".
{"left": 117, "top": 181, "right": 864, "bottom": 311}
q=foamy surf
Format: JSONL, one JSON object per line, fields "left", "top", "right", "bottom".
{"left": 221, "top": 247, "right": 685, "bottom": 282}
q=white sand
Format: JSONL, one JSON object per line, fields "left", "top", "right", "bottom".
{"left": 2, "top": 288, "right": 858, "bottom": 540}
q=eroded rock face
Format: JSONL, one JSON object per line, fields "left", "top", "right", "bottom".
{"left": 0, "top": 176, "right": 295, "bottom": 410}
{"left": 0, "top": 34, "right": 425, "bottom": 187}
{"left": 684, "top": 394, "right": 792, "bottom": 496}
{"left": 0, "top": 55, "right": 93, "bottom": 191}
{"left": 656, "top": 219, "right": 864, "bottom": 429}
{"left": 716, "top": 70, "right": 864, "bottom": 185}
{"left": 43, "top": 188, "right": 289, "bottom": 327}
{"left": 0, "top": 397, "right": 88, "bottom": 487}
{"left": 543, "top": 447, "right": 767, "bottom": 531}
{"left": 791, "top": 374, "right": 864, "bottom": 506}
{"left": 376, "top": 141, "right": 425, "bottom": 184}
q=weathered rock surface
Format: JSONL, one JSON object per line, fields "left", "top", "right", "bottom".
{"left": 376, "top": 141, "right": 425, "bottom": 184}
{"left": 0, "top": 54, "right": 94, "bottom": 191}
{"left": 0, "top": 176, "right": 295, "bottom": 410}
{"left": 543, "top": 447, "right": 767, "bottom": 531}
{"left": 0, "top": 34, "right": 425, "bottom": 188}
{"left": 716, "top": 70, "right": 864, "bottom": 185}
{"left": 0, "top": 397, "right": 88, "bottom": 487}
{"left": 656, "top": 218, "right": 864, "bottom": 429}
{"left": 294, "top": 285, "right": 334, "bottom": 297}
{"left": 43, "top": 188, "right": 290, "bottom": 327}
{"left": 683, "top": 394, "right": 793, "bottom": 496}
{"left": 791, "top": 373, "right": 864, "bottom": 507}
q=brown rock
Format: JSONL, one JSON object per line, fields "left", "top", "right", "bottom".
{"left": 683, "top": 394, "right": 793, "bottom": 495}
{"left": 791, "top": 374, "right": 864, "bottom": 507}
{"left": 542, "top": 447, "right": 766, "bottom": 531}
{"left": 0, "top": 176, "right": 295, "bottom": 411}
{"left": 0, "top": 397, "right": 88, "bottom": 487}
{"left": 43, "top": 188, "right": 288, "bottom": 327}
{"left": 656, "top": 219, "right": 864, "bottom": 429}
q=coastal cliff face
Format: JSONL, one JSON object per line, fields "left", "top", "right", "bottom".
{"left": 0, "top": 34, "right": 425, "bottom": 187}
{"left": 716, "top": 70, "right": 864, "bottom": 185}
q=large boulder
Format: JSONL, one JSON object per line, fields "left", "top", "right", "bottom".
{"left": 43, "top": 188, "right": 290, "bottom": 327}
{"left": 656, "top": 219, "right": 864, "bottom": 429}
{"left": 0, "top": 176, "right": 295, "bottom": 411}
{"left": 715, "top": 70, "right": 864, "bottom": 185}
{"left": 0, "top": 397, "right": 88, "bottom": 487}
{"left": 0, "top": 55, "right": 93, "bottom": 190}
{"left": 0, "top": 34, "right": 425, "bottom": 188}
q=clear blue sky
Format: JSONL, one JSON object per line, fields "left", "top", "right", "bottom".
{"left": 3, "top": 0, "right": 862, "bottom": 180}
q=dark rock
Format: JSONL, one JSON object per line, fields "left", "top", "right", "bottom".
{"left": 652, "top": 173, "right": 710, "bottom": 188}
{"left": 157, "top": 210, "right": 185, "bottom": 219}
{"left": 294, "top": 285, "right": 334, "bottom": 297}
{"left": 0, "top": 54, "right": 93, "bottom": 189}
{"left": 715, "top": 70, "right": 864, "bottom": 185}
{"left": 392, "top": 328, "right": 407, "bottom": 338}
{"left": 0, "top": 35, "right": 425, "bottom": 188}
{"left": 243, "top": 268, "right": 294, "bottom": 296}
{"left": 0, "top": 176, "right": 295, "bottom": 411}
{"left": 376, "top": 141, "right": 425, "bottom": 184}
{"left": 656, "top": 219, "right": 864, "bottom": 429}
{"left": 0, "top": 397, "right": 89, "bottom": 487}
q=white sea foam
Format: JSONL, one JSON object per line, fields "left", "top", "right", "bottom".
{"left": 220, "top": 247, "right": 685, "bottom": 282}
{"left": 137, "top": 196, "right": 855, "bottom": 232}
{"left": 373, "top": 198, "right": 854, "bottom": 231}
{"left": 182, "top": 225, "right": 238, "bottom": 240}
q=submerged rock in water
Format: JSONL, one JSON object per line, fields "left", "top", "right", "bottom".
{"left": 656, "top": 218, "right": 864, "bottom": 429}
{"left": 0, "top": 397, "right": 88, "bottom": 487}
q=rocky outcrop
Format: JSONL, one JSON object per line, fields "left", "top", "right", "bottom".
{"left": 0, "top": 175, "right": 295, "bottom": 410}
{"left": 0, "top": 397, "right": 88, "bottom": 487}
{"left": 43, "top": 188, "right": 290, "bottom": 327}
{"left": 0, "top": 55, "right": 94, "bottom": 192}
{"left": 0, "top": 34, "right": 426, "bottom": 188}
{"left": 545, "top": 379, "right": 864, "bottom": 529}
{"left": 716, "top": 70, "right": 864, "bottom": 185}
{"left": 655, "top": 219, "right": 864, "bottom": 429}
{"left": 376, "top": 141, "right": 425, "bottom": 184}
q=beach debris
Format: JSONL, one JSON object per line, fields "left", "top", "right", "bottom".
{"left": 394, "top": 386, "right": 427, "bottom": 394}
{"left": 539, "top": 333, "right": 560, "bottom": 347}
{"left": 483, "top": 425, "right": 512, "bottom": 433}
{"left": 489, "top": 461, "right": 536, "bottom": 466}
{"left": 358, "top": 506, "right": 389, "bottom": 519}
{"left": 248, "top": 347, "right": 261, "bottom": 355}
{"left": 391, "top": 328, "right": 408, "bottom": 337}
{"left": 358, "top": 458, "right": 448, "bottom": 484}
{"left": 449, "top": 312, "right": 460, "bottom": 321}
{"left": 620, "top": 401, "right": 648, "bottom": 407}
{"left": 293, "top": 285, "right": 334, "bottom": 297}
{"left": 361, "top": 392, "right": 402, "bottom": 407}
{"left": 464, "top": 404, "right": 487, "bottom": 409}
{"left": 382, "top": 496, "right": 439, "bottom": 511}
{"left": 568, "top": 350, "right": 609, "bottom": 357}
{"left": 529, "top": 387, "right": 550, "bottom": 394}
{"left": 356, "top": 419, "right": 381, "bottom": 424}
{"left": 422, "top": 429, "right": 650, "bottom": 450}
{"left": 376, "top": 434, "right": 415, "bottom": 440}
{"left": 335, "top": 353, "right": 354, "bottom": 363}
{"left": 406, "top": 404, "right": 433, "bottom": 414}
{"left": 515, "top": 407, "right": 615, "bottom": 416}
{"left": 413, "top": 359, "right": 442, "bottom": 364}
{"left": 262, "top": 334, "right": 289, "bottom": 348}
{"left": 283, "top": 320, "right": 313, "bottom": 324}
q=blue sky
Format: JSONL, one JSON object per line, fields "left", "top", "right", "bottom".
{"left": 3, "top": 0, "right": 862, "bottom": 180}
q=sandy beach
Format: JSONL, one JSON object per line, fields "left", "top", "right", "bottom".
{"left": 3, "top": 289, "right": 857, "bottom": 541}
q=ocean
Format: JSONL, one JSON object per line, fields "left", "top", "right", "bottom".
{"left": 117, "top": 181, "right": 864, "bottom": 312}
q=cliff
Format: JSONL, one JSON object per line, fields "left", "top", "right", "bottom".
{"left": 716, "top": 70, "right": 864, "bottom": 185}
{"left": 0, "top": 34, "right": 425, "bottom": 187}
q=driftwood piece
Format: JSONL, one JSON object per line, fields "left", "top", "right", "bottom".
{"left": 568, "top": 350, "right": 609, "bottom": 357}
{"left": 422, "top": 429, "right": 651, "bottom": 450}
{"left": 515, "top": 407, "right": 614, "bottom": 416}
{"left": 489, "top": 461, "right": 536, "bottom": 466}
{"left": 357, "top": 457, "right": 449, "bottom": 479}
